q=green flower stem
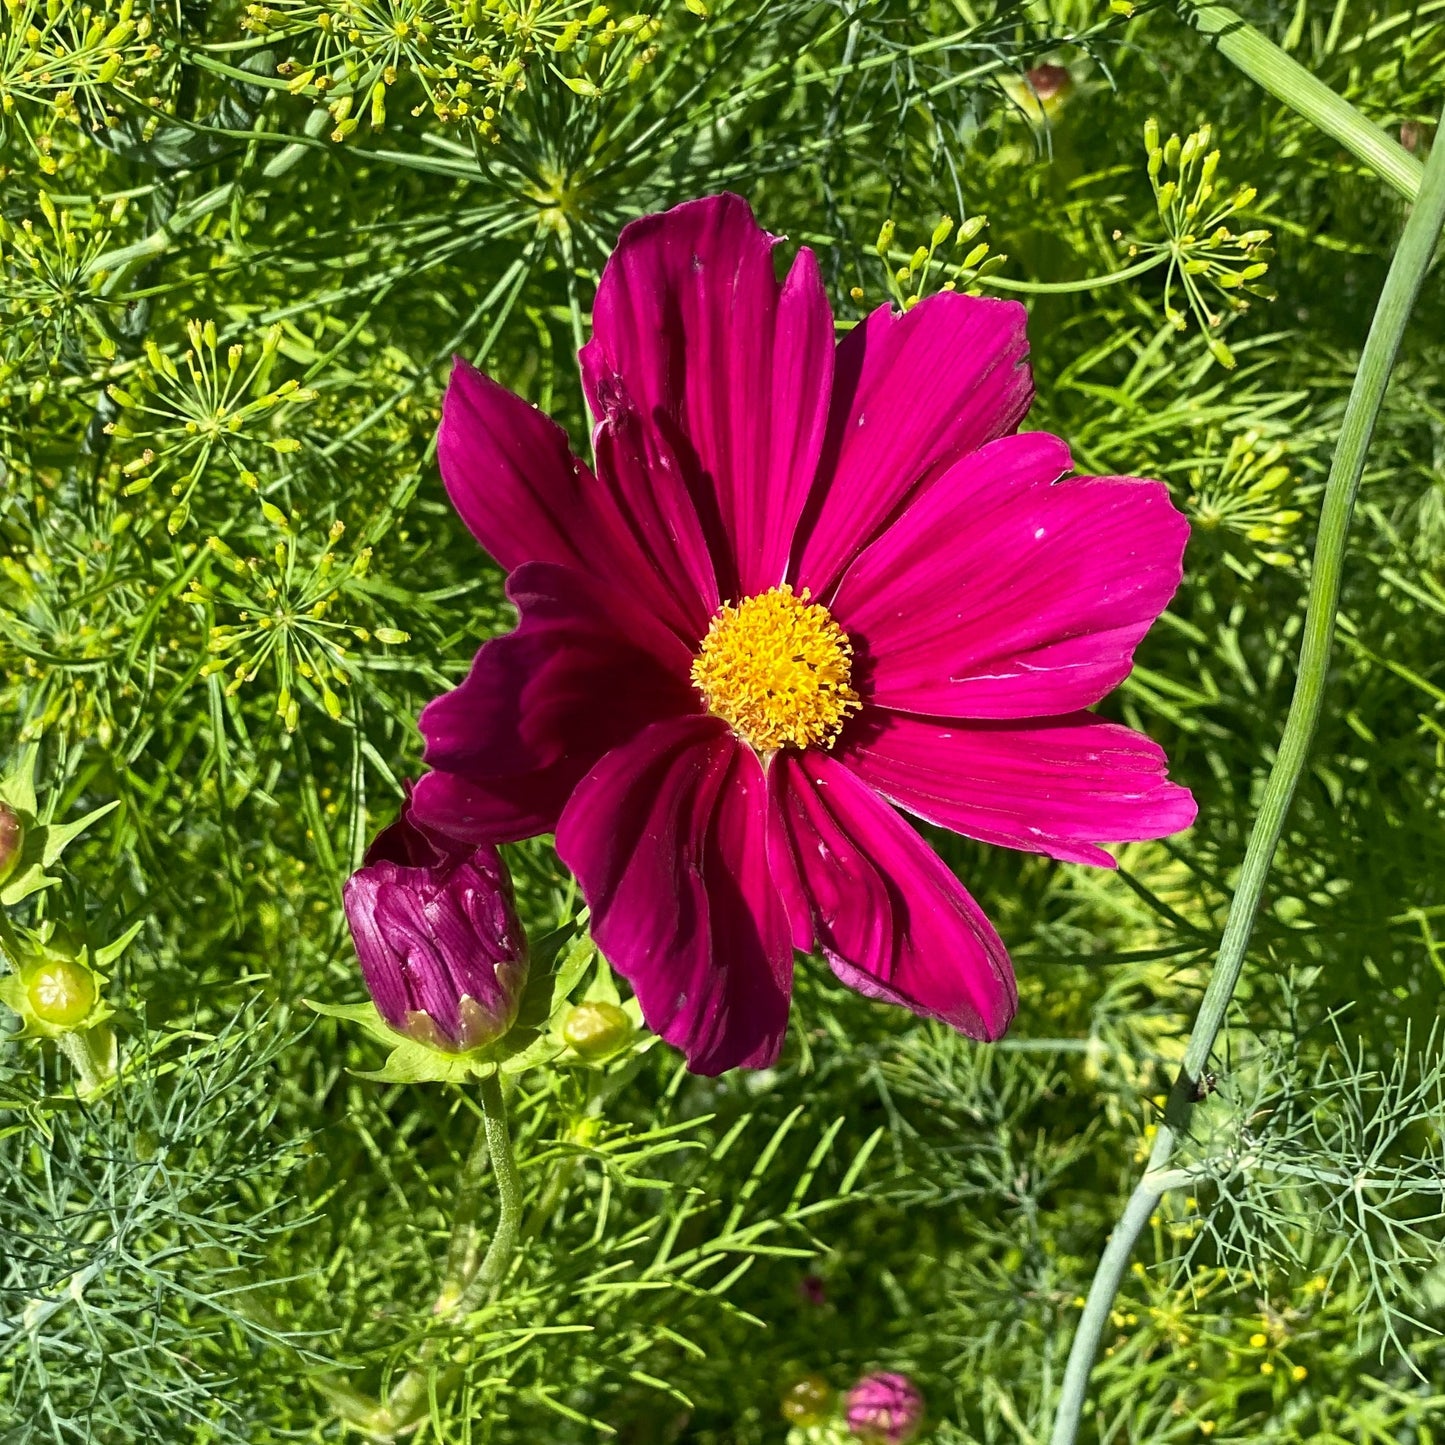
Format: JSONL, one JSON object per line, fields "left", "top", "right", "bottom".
{"left": 1177, "top": 1, "right": 1424, "bottom": 202}
{"left": 979, "top": 253, "right": 1167, "bottom": 296}
{"left": 453, "top": 1073, "right": 523, "bottom": 1313}
{"left": 1048, "top": 97, "right": 1445, "bottom": 1445}
{"left": 558, "top": 229, "right": 594, "bottom": 438}
{"left": 360, "top": 1071, "right": 523, "bottom": 1438}
{"left": 436, "top": 1103, "right": 496, "bottom": 1303}
{"left": 59, "top": 1026, "right": 117, "bottom": 1098}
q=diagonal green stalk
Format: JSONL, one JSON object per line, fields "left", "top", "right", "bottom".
{"left": 355, "top": 1070, "right": 523, "bottom": 1438}
{"left": 1177, "top": 2, "right": 1423, "bottom": 202}
{"left": 1047, "top": 97, "right": 1445, "bottom": 1445}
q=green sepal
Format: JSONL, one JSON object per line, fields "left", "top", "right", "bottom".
{"left": 42, "top": 802, "right": 121, "bottom": 868}
{"left": 304, "top": 999, "right": 480, "bottom": 1084}
{"left": 0, "top": 749, "right": 40, "bottom": 818}
{"left": 0, "top": 788, "right": 121, "bottom": 907}
{"left": 0, "top": 935, "right": 115, "bottom": 1042}
{"left": 303, "top": 997, "right": 405, "bottom": 1049}
{"left": 353, "top": 1037, "right": 482, "bottom": 1086}
{"left": 304, "top": 927, "right": 599, "bottom": 1086}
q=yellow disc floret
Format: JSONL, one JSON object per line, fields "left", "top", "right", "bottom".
{"left": 691, "top": 584, "right": 860, "bottom": 754}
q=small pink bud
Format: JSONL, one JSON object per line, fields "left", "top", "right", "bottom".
{"left": 846, "top": 1372, "right": 925, "bottom": 1444}
{"left": 1026, "top": 63, "right": 1072, "bottom": 103}
{"left": 0, "top": 802, "right": 23, "bottom": 885}
{"left": 798, "top": 1273, "right": 827, "bottom": 1306}
{"left": 1400, "top": 121, "right": 1433, "bottom": 154}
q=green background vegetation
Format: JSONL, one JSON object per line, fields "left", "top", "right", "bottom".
{"left": 3, "top": 0, "right": 1445, "bottom": 1440}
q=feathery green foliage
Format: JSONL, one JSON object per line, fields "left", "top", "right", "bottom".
{"left": 4, "top": 0, "right": 1445, "bottom": 1440}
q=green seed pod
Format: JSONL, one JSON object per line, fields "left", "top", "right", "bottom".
{"left": 562, "top": 1000, "right": 632, "bottom": 1059}
{"left": 1, "top": 941, "right": 109, "bottom": 1043}
{"left": 26, "top": 955, "right": 98, "bottom": 1030}
{"left": 780, "top": 1374, "right": 833, "bottom": 1427}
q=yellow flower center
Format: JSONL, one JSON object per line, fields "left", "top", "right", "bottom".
{"left": 690, "top": 584, "right": 860, "bottom": 754}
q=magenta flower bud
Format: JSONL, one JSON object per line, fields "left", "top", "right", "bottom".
{"left": 343, "top": 800, "right": 527, "bottom": 1053}
{"left": 1025, "top": 62, "right": 1072, "bottom": 103}
{"left": 798, "top": 1273, "right": 827, "bottom": 1307}
{"left": 0, "top": 802, "right": 23, "bottom": 886}
{"left": 846, "top": 1372, "right": 925, "bottom": 1444}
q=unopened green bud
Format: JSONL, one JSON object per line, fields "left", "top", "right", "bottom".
{"left": 1143, "top": 116, "right": 1159, "bottom": 153}
{"left": 957, "top": 213, "right": 987, "bottom": 244}
{"left": 0, "top": 802, "right": 23, "bottom": 884}
{"left": 26, "top": 955, "right": 97, "bottom": 1030}
{"left": 780, "top": 1374, "right": 834, "bottom": 1427}
{"left": 874, "top": 218, "right": 895, "bottom": 257}
{"left": 562, "top": 1000, "right": 632, "bottom": 1058}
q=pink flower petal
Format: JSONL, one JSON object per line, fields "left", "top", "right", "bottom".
{"left": 842, "top": 707, "right": 1197, "bottom": 868}
{"left": 593, "top": 395, "right": 719, "bottom": 638}
{"left": 410, "top": 769, "right": 569, "bottom": 846}
{"left": 439, "top": 359, "right": 710, "bottom": 640}
{"left": 582, "top": 193, "right": 835, "bottom": 600}
{"left": 792, "top": 292, "right": 1033, "bottom": 598}
{"left": 768, "top": 751, "right": 1016, "bottom": 1040}
{"left": 438, "top": 358, "right": 599, "bottom": 575}
{"left": 556, "top": 715, "right": 794, "bottom": 1074}
{"left": 830, "top": 432, "right": 1190, "bottom": 718}
{"left": 413, "top": 562, "right": 697, "bottom": 843}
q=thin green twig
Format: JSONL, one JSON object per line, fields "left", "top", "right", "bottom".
{"left": 1048, "top": 96, "right": 1445, "bottom": 1445}
{"left": 1177, "top": 1, "right": 1424, "bottom": 202}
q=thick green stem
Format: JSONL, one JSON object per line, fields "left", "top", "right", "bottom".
{"left": 453, "top": 1073, "right": 523, "bottom": 1313}
{"left": 1177, "top": 2, "right": 1423, "bottom": 202}
{"left": 1048, "top": 99, "right": 1445, "bottom": 1445}
{"left": 434, "top": 1107, "right": 495, "bottom": 1310}
{"left": 59, "top": 1025, "right": 118, "bottom": 1098}
{"left": 362, "top": 1072, "right": 522, "bottom": 1438}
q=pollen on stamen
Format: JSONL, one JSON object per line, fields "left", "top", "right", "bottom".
{"left": 690, "top": 584, "right": 860, "bottom": 754}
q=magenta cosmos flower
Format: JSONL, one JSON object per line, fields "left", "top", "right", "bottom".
{"left": 411, "top": 194, "right": 1195, "bottom": 1075}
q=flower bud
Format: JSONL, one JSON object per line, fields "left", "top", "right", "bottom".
{"left": 846, "top": 1372, "right": 925, "bottom": 1444}
{"left": 562, "top": 1000, "right": 632, "bottom": 1059}
{"left": 780, "top": 1373, "right": 833, "bottom": 1427}
{"left": 343, "top": 801, "right": 528, "bottom": 1054}
{"left": 27, "top": 954, "right": 98, "bottom": 1030}
{"left": 0, "top": 801, "right": 23, "bottom": 884}
{"left": 0, "top": 943, "right": 107, "bottom": 1040}
{"left": 1025, "top": 62, "right": 1071, "bottom": 104}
